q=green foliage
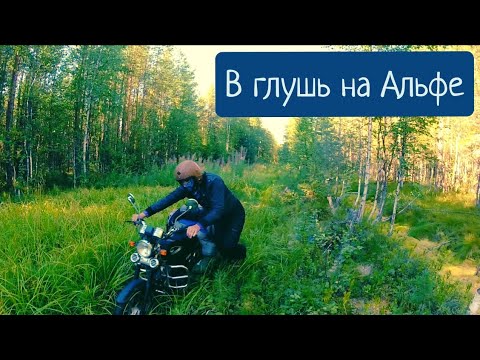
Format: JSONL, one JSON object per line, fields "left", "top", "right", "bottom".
{"left": 0, "top": 45, "right": 277, "bottom": 195}
{"left": 343, "top": 227, "right": 470, "bottom": 314}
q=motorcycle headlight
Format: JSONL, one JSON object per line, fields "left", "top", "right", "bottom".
{"left": 136, "top": 240, "right": 153, "bottom": 258}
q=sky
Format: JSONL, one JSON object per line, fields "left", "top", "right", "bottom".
{"left": 175, "top": 45, "right": 331, "bottom": 144}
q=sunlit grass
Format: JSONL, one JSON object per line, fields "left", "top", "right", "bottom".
{"left": 393, "top": 187, "right": 480, "bottom": 260}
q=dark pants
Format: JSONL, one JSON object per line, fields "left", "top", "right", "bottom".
{"left": 168, "top": 202, "right": 246, "bottom": 260}
{"left": 215, "top": 203, "right": 245, "bottom": 256}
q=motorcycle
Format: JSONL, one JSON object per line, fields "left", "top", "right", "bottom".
{"left": 114, "top": 193, "right": 206, "bottom": 315}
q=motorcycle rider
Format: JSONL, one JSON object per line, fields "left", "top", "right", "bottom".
{"left": 131, "top": 160, "right": 247, "bottom": 273}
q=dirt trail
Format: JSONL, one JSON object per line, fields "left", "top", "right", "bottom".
{"left": 439, "top": 261, "right": 480, "bottom": 315}
{"left": 397, "top": 226, "right": 480, "bottom": 315}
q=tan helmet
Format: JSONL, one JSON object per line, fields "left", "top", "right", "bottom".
{"left": 174, "top": 160, "right": 203, "bottom": 181}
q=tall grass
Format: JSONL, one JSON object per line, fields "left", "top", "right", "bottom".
{"left": 0, "top": 164, "right": 472, "bottom": 314}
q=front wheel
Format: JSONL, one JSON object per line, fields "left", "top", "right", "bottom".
{"left": 114, "top": 280, "right": 151, "bottom": 315}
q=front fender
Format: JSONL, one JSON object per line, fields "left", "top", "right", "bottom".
{"left": 116, "top": 278, "right": 145, "bottom": 305}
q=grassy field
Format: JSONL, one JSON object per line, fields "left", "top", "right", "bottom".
{"left": 0, "top": 165, "right": 475, "bottom": 314}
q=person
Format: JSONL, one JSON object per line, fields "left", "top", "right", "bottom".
{"left": 131, "top": 160, "right": 246, "bottom": 273}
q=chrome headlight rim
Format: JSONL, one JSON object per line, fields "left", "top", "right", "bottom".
{"left": 136, "top": 240, "right": 153, "bottom": 258}
{"left": 149, "top": 258, "right": 159, "bottom": 269}
{"left": 130, "top": 252, "right": 140, "bottom": 263}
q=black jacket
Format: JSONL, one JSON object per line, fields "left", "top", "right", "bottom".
{"left": 144, "top": 172, "right": 243, "bottom": 228}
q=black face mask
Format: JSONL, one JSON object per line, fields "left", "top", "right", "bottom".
{"left": 178, "top": 177, "right": 195, "bottom": 192}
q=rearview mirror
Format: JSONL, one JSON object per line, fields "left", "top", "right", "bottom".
{"left": 127, "top": 193, "right": 141, "bottom": 213}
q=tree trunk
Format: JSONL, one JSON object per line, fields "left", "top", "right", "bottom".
{"left": 388, "top": 168, "right": 403, "bottom": 236}
{"left": 73, "top": 48, "right": 88, "bottom": 188}
{"left": 73, "top": 102, "right": 81, "bottom": 188}
{"left": 0, "top": 54, "right": 9, "bottom": 120}
{"left": 354, "top": 118, "right": 363, "bottom": 206}
{"left": 357, "top": 117, "right": 373, "bottom": 222}
{"left": 83, "top": 97, "right": 91, "bottom": 181}
{"left": 389, "top": 131, "right": 407, "bottom": 236}
{"left": 354, "top": 157, "right": 363, "bottom": 206}
{"left": 18, "top": 72, "right": 35, "bottom": 188}
{"left": 435, "top": 118, "right": 445, "bottom": 192}
{"left": 140, "top": 69, "right": 148, "bottom": 169}
{"left": 452, "top": 133, "right": 459, "bottom": 192}
{"left": 14, "top": 70, "right": 25, "bottom": 189}
{"left": 226, "top": 119, "right": 230, "bottom": 153}
{"left": 476, "top": 169, "right": 480, "bottom": 208}
{"left": 368, "top": 168, "right": 382, "bottom": 221}
{"left": 5, "top": 53, "right": 20, "bottom": 193}
{"left": 25, "top": 93, "right": 33, "bottom": 187}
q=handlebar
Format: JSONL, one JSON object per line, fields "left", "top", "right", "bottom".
{"left": 125, "top": 194, "right": 201, "bottom": 241}
{"left": 125, "top": 220, "right": 141, "bottom": 224}
{"left": 124, "top": 219, "right": 146, "bottom": 227}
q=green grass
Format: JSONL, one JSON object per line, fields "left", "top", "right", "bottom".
{"left": 0, "top": 165, "right": 473, "bottom": 314}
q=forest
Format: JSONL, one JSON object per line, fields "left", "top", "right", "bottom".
{"left": 0, "top": 45, "right": 275, "bottom": 193}
{"left": 0, "top": 45, "right": 479, "bottom": 315}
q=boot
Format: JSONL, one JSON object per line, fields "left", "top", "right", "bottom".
{"left": 192, "top": 256, "right": 214, "bottom": 274}
{"left": 221, "top": 244, "right": 247, "bottom": 263}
